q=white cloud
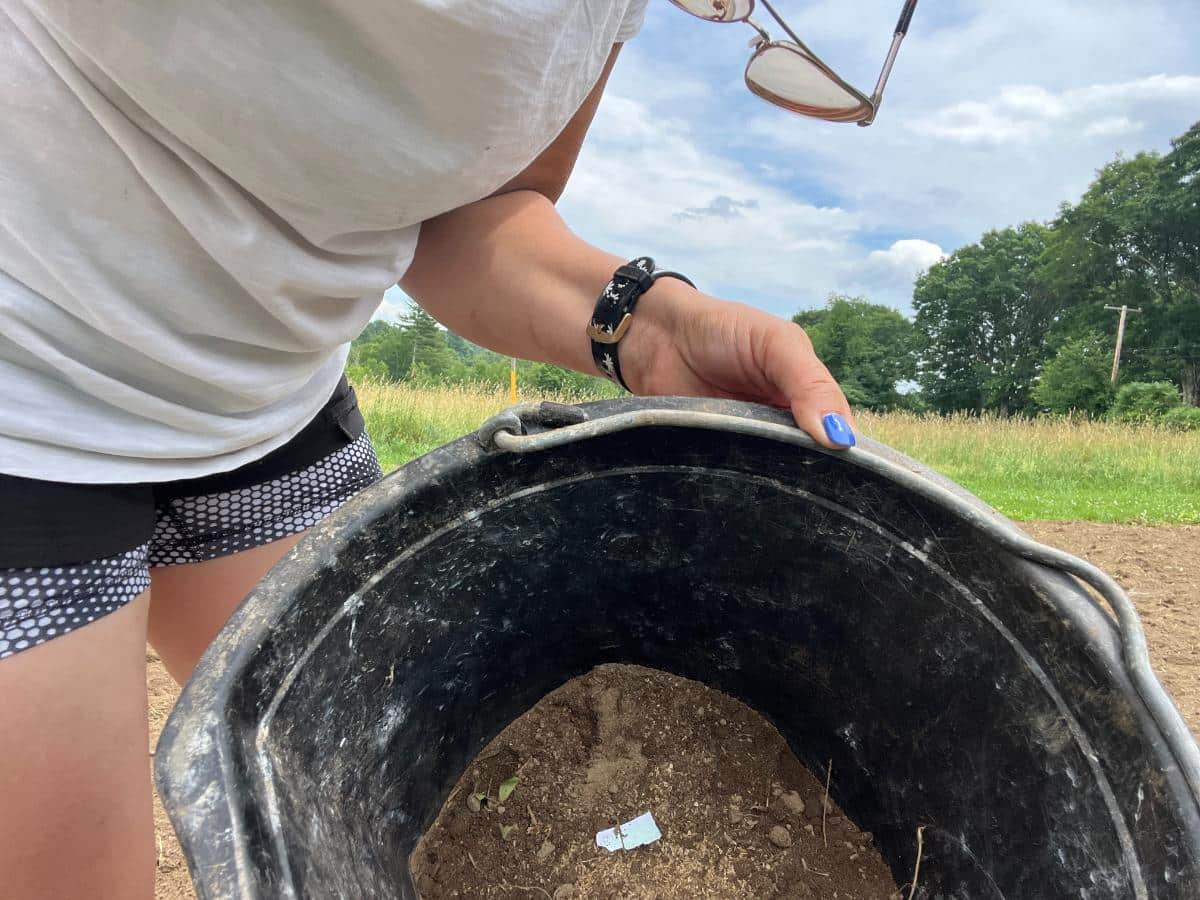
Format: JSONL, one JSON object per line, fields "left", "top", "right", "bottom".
{"left": 1077, "top": 73, "right": 1200, "bottom": 105}
{"left": 372, "top": 285, "right": 413, "bottom": 322}
{"left": 995, "top": 85, "right": 1068, "bottom": 119}
{"left": 861, "top": 239, "right": 946, "bottom": 282}
{"left": 676, "top": 195, "right": 759, "bottom": 220}
{"left": 820, "top": 239, "right": 946, "bottom": 303}
{"left": 1083, "top": 117, "right": 1142, "bottom": 139}
{"left": 913, "top": 100, "right": 1045, "bottom": 146}
{"left": 736, "top": 67, "right": 1197, "bottom": 262}
{"left": 560, "top": 92, "right": 878, "bottom": 314}
{"left": 560, "top": 88, "right": 956, "bottom": 315}
{"left": 909, "top": 75, "right": 1200, "bottom": 147}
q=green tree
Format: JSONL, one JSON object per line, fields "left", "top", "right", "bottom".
{"left": 345, "top": 356, "right": 388, "bottom": 384}
{"left": 1031, "top": 333, "right": 1113, "bottom": 416}
{"left": 1162, "top": 406, "right": 1200, "bottom": 431}
{"left": 445, "top": 330, "right": 483, "bottom": 361}
{"left": 913, "top": 223, "right": 1055, "bottom": 414}
{"left": 520, "top": 361, "right": 620, "bottom": 398}
{"left": 347, "top": 307, "right": 622, "bottom": 398}
{"left": 1157, "top": 121, "right": 1200, "bottom": 298}
{"left": 1041, "top": 139, "right": 1200, "bottom": 405}
{"left": 349, "top": 321, "right": 414, "bottom": 381}
{"left": 1154, "top": 122, "right": 1200, "bottom": 403}
{"left": 1109, "top": 381, "right": 1182, "bottom": 423}
{"left": 792, "top": 294, "right": 917, "bottom": 410}
{"left": 467, "top": 354, "right": 511, "bottom": 388}
{"left": 401, "top": 306, "right": 461, "bottom": 381}
{"left": 1108, "top": 379, "right": 1185, "bottom": 424}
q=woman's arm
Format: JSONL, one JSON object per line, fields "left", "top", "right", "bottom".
{"left": 399, "top": 191, "right": 854, "bottom": 447}
{"left": 398, "top": 48, "right": 855, "bottom": 449}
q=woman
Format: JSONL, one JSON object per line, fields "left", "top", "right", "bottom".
{"left": 0, "top": 1, "right": 853, "bottom": 895}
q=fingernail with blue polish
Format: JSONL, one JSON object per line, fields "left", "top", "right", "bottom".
{"left": 821, "top": 412, "right": 856, "bottom": 448}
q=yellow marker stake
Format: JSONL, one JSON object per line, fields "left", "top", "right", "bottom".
{"left": 509, "top": 357, "right": 518, "bottom": 403}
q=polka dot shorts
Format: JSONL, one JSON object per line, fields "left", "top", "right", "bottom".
{"left": 0, "top": 432, "right": 382, "bottom": 660}
{"left": 0, "top": 548, "right": 151, "bottom": 659}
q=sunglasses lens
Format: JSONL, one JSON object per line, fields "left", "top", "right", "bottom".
{"left": 667, "top": 0, "right": 753, "bottom": 22}
{"left": 746, "top": 44, "right": 872, "bottom": 121}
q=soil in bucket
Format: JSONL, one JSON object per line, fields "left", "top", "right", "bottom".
{"left": 411, "top": 664, "right": 902, "bottom": 899}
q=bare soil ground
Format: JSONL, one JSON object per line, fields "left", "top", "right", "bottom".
{"left": 413, "top": 663, "right": 899, "bottom": 899}
{"left": 149, "top": 522, "right": 1200, "bottom": 899}
{"left": 1021, "top": 522, "right": 1200, "bottom": 737}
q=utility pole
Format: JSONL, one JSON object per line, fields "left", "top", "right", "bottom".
{"left": 1104, "top": 305, "right": 1141, "bottom": 385}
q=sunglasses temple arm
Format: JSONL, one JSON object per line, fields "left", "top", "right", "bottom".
{"left": 861, "top": 0, "right": 917, "bottom": 124}
{"left": 868, "top": 31, "right": 905, "bottom": 106}
{"left": 894, "top": 0, "right": 918, "bottom": 36}
{"left": 758, "top": 0, "right": 813, "bottom": 54}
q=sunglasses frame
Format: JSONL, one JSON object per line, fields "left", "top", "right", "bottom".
{"left": 744, "top": 39, "right": 874, "bottom": 123}
{"left": 672, "top": 0, "right": 918, "bottom": 126}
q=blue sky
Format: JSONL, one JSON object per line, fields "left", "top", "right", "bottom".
{"left": 382, "top": 0, "right": 1200, "bottom": 321}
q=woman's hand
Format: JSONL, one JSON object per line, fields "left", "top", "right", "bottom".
{"left": 619, "top": 277, "right": 857, "bottom": 449}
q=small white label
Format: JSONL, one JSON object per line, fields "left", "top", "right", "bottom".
{"left": 595, "top": 812, "right": 662, "bottom": 852}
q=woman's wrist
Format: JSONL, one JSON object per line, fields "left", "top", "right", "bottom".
{"left": 613, "top": 273, "right": 702, "bottom": 395}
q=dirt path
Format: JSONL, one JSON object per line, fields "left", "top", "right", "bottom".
{"left": 148, "top": 522, "right": 1200, "bottom": 899}
{"left": 148, "top": 650, "right": 193, "bottom": 900}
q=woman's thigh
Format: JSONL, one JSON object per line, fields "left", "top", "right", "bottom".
{"left": 148, "top": 531, "right": 305, "bottom": 684}
{"left": 0, "top": 591, "right": 155, "bottom": 900}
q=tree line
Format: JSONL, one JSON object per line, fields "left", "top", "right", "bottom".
{"left": 932, "top": 120, "right": 1197, "bottom": 416}
{"left": 352, "top": 120, "right": 1198, "bottom": 421}
{"left": 347, "top": 305, "right": 622, "bottom": 399}
{"left": 796, "top": 120, "right": 1199, "bottom": 421}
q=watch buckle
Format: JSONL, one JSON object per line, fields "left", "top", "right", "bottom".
{"left": 587, "top": 314, "right": 632, "bottom": 345}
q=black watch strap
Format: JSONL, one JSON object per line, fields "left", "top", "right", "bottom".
{"left": 587, "top": 257, "right": 695, "bottom": 391}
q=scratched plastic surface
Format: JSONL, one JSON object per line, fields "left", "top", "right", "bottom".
{"left": 157, "top": 397, "right": 1200, "bottom": 899}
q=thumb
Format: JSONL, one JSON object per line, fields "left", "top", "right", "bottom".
{"left": 791, "top": 384, "right": 857, "bottom": 451}
{"left": 766, "top": 323, "right": 857, "bottom": 450}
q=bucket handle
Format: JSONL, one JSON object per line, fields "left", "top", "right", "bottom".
{"left": 476, "top": 402, "right": 1200, "bottom": 805}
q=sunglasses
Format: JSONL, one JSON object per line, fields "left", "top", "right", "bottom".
{"left": 668, "top": 0, "right": 918, "bottom": 126}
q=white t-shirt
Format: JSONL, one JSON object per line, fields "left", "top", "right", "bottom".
{"left": 0, "top": 0, "right": 646, "bottom": 483}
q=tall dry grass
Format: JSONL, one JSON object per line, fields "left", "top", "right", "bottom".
{"left": 355, "top": 380, "right": 510, "bottom": 467}
{"left": 357, "top": 381, "right": 1200, "bottom": 523}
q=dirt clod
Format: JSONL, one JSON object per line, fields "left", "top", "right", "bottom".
{"left": 779, "top": 790, "right": 807, "bottom": 820}
{"left": 728, "top": 793, "right": 747, "bottom": 826}
{"left": 769, "top": 825, "right": 794, "bottom": 849}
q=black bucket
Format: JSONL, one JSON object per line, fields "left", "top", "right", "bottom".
{"left": 156, "top": 397, "right": 1200, "bottom": 899}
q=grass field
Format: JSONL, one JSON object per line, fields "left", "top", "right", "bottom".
{"left": 357, "top": 381, "right": 1200, "bottom": 525}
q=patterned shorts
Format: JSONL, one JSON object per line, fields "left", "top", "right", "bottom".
{"left": 0, "top": 379, "right": 383, "bottom": 660}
